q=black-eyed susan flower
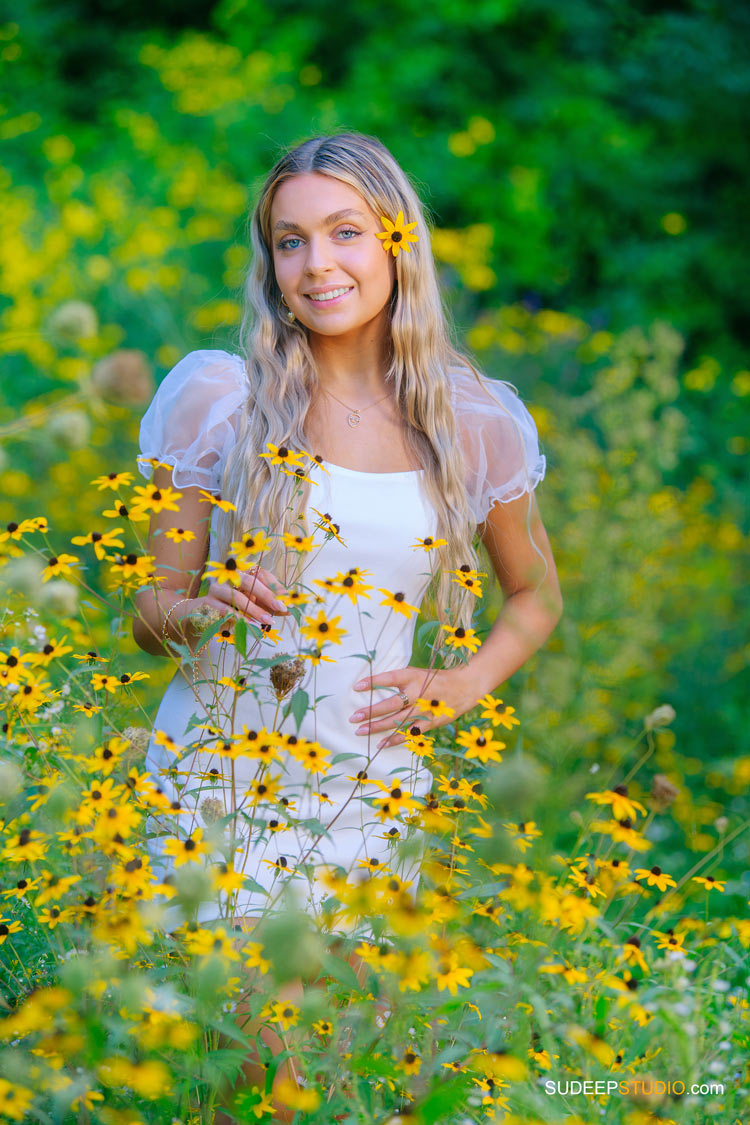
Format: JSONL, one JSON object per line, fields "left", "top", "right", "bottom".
{"left": 0, "top": 647, "right": 36, "bottom": 685}
{"left": 378, "top": 588, "right": 419, "bottom": 618}
{"left": 281, "top": 531, "right": 316, "bottom": 552}
{"left": 376, "top": 210, "right": 419, "bottom": 257}
{"left": 38, "top": 904, "right": 75, "bottom": 929}
{"left": 41, "top": 553, "right": 80, "bottom": 582}
{"left": 591, "top": 818, "right": 651, "bottom": 851}
{"left": 300, "top": 609, "right": 346, "bottom": 646}
{"left": 0, "top": 1079, "right": 34, "bottom": 1118}
{"left": 165, "top": 527, "right": 196, "bottom": 544}
{"left": 261, "top": 855, "right": 293, "bottom": 874}
{"left": 204, "top": 555, "right": 253, "bottom": 588}
{"left": 1, "top": 827, "right": 49, "bottom": 863}
{"left": 274, "top": 1079, "right": 319, "bottom": 1112}
{"left": 71, "top": 528, "right": 125, "bottom": 559}
{"left": 310, "top": 508, "right": 345, "bottom": 545}
{"left": 231, "top": 530, "right": 273, "bottom": 556}
{"left": 26, "top": 636, "right": 74, "bottom": 667}
{"left": 211, "top": 862, "right": 245, "bottom": 895}
{"left": 634, "top": 865, "right": 676, "bottom": 891}
{"left": 129, "top": 482, "right": 183, "bottom": 516}
{"left": 692, "top": 874, "right": 726, "bottom": 892}
{"left": 244, "top": 941, "right": 271, "bottom": 973}
{"left": 503, "top": 820, "right": 542, "bottom": 852}
{"left": 478, "top": 694, "right": 520, "bottom": 730}
{"left": 91, "top": 672, "right": 121, "bottom": 694}
{"left": 450, "top": 565, "right": 487, "bottom": 596}
{"left": 331, "top": 567, "right": 374, "bottom": 603}
{"left": 91, "top": 470, "right": 135, "bottom": 490}
{"left": 108, "top": 552, "right": 156, "bottom": 582}
{"left": 1, "top": 876, "right": 41, "bottom": 902}
{"left": 399, "top": 1048, "right": 422, "bottom": 1075}
{"left": 163, "top": 828, "right": 209, "bottom": 866}
{"left": 1, "top": 517, "right": 44, "bottom": 542}
{"left": 435, "top": 952, "right": 474, "bottom": 994}
{"left": 197, "top": 490, "right": 237, "bottom": 512}
{"left": 277, "top": 588, "right": 312, "bottom": 608}
{"left": 440, "top": 625, "right": 481, "bottom": 652}
{"left": 411, "top": 535, "right": 447, "bottom": 551}
{"left": 259, "top": 443, "right": 306, "bottom": 469}
{"left": 621, "top": 936, "right": 649, "bottom": 973}
{"left": 586, "top": 785, "right": 647, "bottom": 822}
{"left": 33, "top": 870, "right": 81, "bottom": 906}
{"left": 313, "top": 1019, "right": 333, "bottom": 1037}
{"left": 101, "top": 499, "right": 148, "bottom": 523}
{"left": 653, "top": 928, "right": 686, "bottom": 953}
{"left": 456, "top": 726, "right": 505, "bottom": 764}
{"left": 245, "top": 773, "right": 283, "bottom": 805}
{"left": 0, "top": 917, "right": 23, "bottom": 944}
{"left": 415, "top": 697, "right": 455, "bottom": 720}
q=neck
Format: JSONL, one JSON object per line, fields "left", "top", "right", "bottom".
{"left": 308, "top": 314, "right": 392, "bottom": 399}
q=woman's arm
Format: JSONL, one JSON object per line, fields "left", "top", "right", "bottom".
{"left": 461, "top": 488, "right": 562, "bottom": 697}
{"left": 131, "top": 465, "right": 214, "bottom": 656}
{"left": 130, "top": 466, "right": 289, "bottom": 657}
{"left": 350, "top": 488, "right": 562, "bottom": 748}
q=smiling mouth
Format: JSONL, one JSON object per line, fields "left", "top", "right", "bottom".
{"left": 305, "top": 286, "right": 354, "bottom": 304}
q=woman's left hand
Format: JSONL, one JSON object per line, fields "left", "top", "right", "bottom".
{"left": 350, "top": 664, "right": 484, "bottom": 749}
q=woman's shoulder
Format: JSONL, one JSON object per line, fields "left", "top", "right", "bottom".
{"left": 158, "top": 349, "right": 248, "bottom": 396}
{"left": 137, "top": 349, "right": 249, "bottom": 490}
{"left": 446, "top": 361, "right": 524, "bottom": 417}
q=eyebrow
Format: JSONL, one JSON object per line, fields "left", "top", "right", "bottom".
{"left": 272, "top": 208, "right": 367, "bottom": 233}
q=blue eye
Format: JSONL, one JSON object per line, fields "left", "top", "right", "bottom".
{"left": 338, "top": 228, "right": 359, "bottom": 239}
{"left": 278, "top": 236, "right": 302, "bottom": 250}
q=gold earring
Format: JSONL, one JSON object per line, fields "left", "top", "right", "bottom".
{"left": 280, "top": 294, "right": 295, "bottom": 323}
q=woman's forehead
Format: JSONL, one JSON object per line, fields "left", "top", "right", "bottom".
{"left": 270, "top": 173, "right": 373, "bottom": 225}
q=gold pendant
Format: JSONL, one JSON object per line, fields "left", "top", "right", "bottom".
{"left": 347, "top": 412, "right": 361, "bottom": 428}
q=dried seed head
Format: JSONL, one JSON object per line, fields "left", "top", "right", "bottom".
{"left": 270, "top": 657, "right": 305, "bottom": 700}
{"left": 199, "top": 797, "right": 225, "bottom": 825}
{"left": 650, "top": 773, "right": 679, "bottom": 810}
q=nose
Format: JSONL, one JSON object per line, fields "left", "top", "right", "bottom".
{"left": 303, "top": 234, "right": 334, "bottom": 276}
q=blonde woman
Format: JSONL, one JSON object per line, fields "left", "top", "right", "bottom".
{"left": 133, "top": 130, "right": 562, "bottom": 1115}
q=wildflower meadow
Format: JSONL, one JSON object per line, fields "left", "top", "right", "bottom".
{"left": 1, "top": 5, "right": 749, "bottom": 1124}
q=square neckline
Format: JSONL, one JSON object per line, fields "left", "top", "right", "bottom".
{"left": 323, "top": 461, "right": 424, "bottom": 478}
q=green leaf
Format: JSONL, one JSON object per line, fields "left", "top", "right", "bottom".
{"left": 289, "top": 688, "right": 309, "bottom": 731}
{"left": 317, "top": 952, "right": 364, "bottom": 994}
{"left": 233, "top": 616, "right": 247, "bottom": 657}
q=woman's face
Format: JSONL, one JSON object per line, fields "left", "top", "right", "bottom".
{"left": 270, "top": 172, "right": 396, "bottom": 338}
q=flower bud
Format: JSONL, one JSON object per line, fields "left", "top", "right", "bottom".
{"left": 645, "top": 704, "right": 676, "bottom": 730}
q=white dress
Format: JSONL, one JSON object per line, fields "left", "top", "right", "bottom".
{"left": 137, "top": 350, "right": 545, "bottom": 926}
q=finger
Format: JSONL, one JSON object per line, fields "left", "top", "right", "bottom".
{"left": 211, "top": 591, "right": 275, "bottom": 626}
{"left": 237, "top": 571, "right": 289, "bottom": 614}
{"left": 244, "top": 565, "right": 289, "bottom": 599}
{"left": 353, "top": 669, "right": 410, "bottom": 692}
{"left": 350, "top": 694, "right": 411, "bottom": 725}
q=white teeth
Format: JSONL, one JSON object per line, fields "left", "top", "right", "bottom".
{"left": 307, "top": 287, "right": 352, "bottom": 302}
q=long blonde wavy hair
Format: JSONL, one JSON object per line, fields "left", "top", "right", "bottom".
{"left": 214, "top": 131, "right": 534, "bottom": 651}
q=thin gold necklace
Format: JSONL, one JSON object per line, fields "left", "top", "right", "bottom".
{"left": 322, "top": 384, "right": 392, "bottom": 429}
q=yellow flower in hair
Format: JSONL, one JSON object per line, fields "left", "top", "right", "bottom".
{"left": 376, "top": 210, "right": 419, "bottom": 257}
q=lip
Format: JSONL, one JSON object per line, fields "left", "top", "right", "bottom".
{"left": 304, "top": 285, "right": 354, "bottom": 307}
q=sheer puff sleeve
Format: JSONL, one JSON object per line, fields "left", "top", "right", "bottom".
{"left": 137, "top": 350, "right": 249, "bottom": 493}
{"left": 450, "top": 368, "right": 547, "bottom": 526}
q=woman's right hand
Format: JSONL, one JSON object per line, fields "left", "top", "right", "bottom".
{"left": 201, "top": 564, "right": 291, "bottom": 627}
